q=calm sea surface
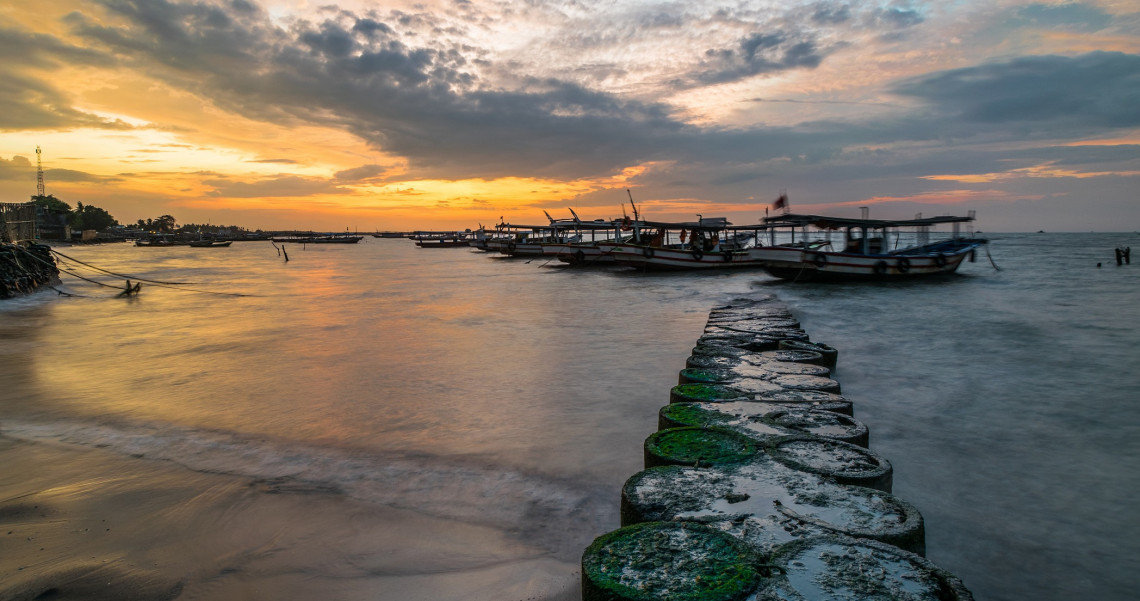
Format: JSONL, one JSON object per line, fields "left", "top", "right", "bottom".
{"left": 1, "top": 233, "right": 1137, "bottom": 600}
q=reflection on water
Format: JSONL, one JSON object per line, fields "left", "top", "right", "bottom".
{"left": 2, "top": 234, "right": 1138, "bottom": 600}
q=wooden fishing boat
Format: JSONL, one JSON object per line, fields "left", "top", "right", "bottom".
{"left": 135, "top": 235, "right": 176, "bottom": 247}
{"left": 188, "top": 239, "right": 232, "bottom": 247}
{"left": 270, "top": 233, "right": 362, "bottom": 244}
{"left": 601, "top": 217, "right": 769, "bottom": 270}
{"left": 748, "top": 212, "right": 987, "bottom": 281}
{"left": 411, "top": 231, "right": 475, "bottom": 247}
{"left": 495, "top": 221, "right": 580, "bottom": 257}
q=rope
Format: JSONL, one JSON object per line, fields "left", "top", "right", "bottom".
{"left": 27, "top": 246, "right": 254, "bottom": 297}
{"left": 984, "top": 244, "right": 1002, "bottom": 271}
{"left": 48, "top": 248, "right": 197, "bottom": 284}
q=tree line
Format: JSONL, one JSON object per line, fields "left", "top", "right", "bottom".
{"left": 30, "top": 194, "right": 252, "bottom": 234}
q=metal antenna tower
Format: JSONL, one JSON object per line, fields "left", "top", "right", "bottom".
{"left": 35, "top": 146, "right": 45, "bottom": 197}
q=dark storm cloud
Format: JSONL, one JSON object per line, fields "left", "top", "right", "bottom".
{"left": 66, "top": 0, "right": 691, "bottom": 179}
{"left": 0, "top": 27, "right": 132, "bottom": 130}
{"left": 1013, "top": 2, "right": 1112, "bottom": 32}
{"left": 693, "top": 32, "right": 825, "bottom": 86}
{"left": 811, "top": 3, "right": 852, "bottom": 25}
{"left": 892, "top": 52, "right": 1140, "bottom": 130}
{"left": 334, "top": 164, "right": 387, "bottom": 182}
{"left": 0, "top": 155, "right": 34, "bottom": 182}
{"left": 872, "top": 6, "right": 924, "bottom": 29}
{"left": 45, "top": 168, "right": 111, "bottom": 183}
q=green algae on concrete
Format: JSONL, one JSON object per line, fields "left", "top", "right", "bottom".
{"left": 659, "top": 402, "right": 866, "bottom": 447}
{"left": 659, "top": 402, "right": 789, "bottom": 436}
{"left": 670, "top": 383, "right": 753, "bottom": 404}
{"left": 620, "top": 461, "right": 925, "bottom": 556}
{"left": 757, "top": 535, "right": 974, "bottom": 601}
{"left": 581, "top": 521, "right": 768, "bottom": 601}
{"left": 644, "top": 427, "right": 760, "bottom": 468}
{"left": 668, "top": 384, "right": 854, "bottom": 416}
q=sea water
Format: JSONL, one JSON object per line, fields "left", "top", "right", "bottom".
{"left": 0, "top": 232, "right": 1137, "bottom": 600}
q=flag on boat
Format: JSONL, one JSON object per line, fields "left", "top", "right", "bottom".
{"left": 773, "top": 193, "right": 788, "bottom": 211}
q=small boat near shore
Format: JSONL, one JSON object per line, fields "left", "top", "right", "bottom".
{"left": 749, "top": 212, "right": 987, "bottom": 281}
{"left": 135, "top": 235, "right": 176, "bottom": 247}
{"left": 188, "top": 239, "right": 233, "bottom": 248}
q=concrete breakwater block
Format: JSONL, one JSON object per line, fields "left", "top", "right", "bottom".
{"left": 778, "top": 339, "right": 839, "bottom": 371}
{"left": 669, "top": 384, "right": 853, "bottom": 416}
{"left": 620, "top": 460, "right": 925, "bottom": 556}
{"left": 644, "top": 426, "right": 760, "bottom": 468}
{"left": 681, "top": 362, "right": 832, "bottom": 382}
{"left": 685, "top": 349, "right": 827, "bottom": 371}
{"left": 660, "top": 402, "right": 869, "bottom": 448}
{"left": 697, "top": 333, "right": 784, "bottom": 352}
{"left": 766, "top": 407, "right": 869, "bottom": 447}
{"left": 765, "top": 435, "right": 892, "bottom": 492}
{"left": 581, "top": 521, "right": 770, "bottom": 601}
{"left": 756, "top": 535, "right": 973, "bottom": 601}
{"left": 645, "top": 424, "right": 890, "bottom": 492}
{"left": 678, "top": 367, "right": 842, "bottom": 395}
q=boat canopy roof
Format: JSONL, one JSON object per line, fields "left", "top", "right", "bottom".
{"left": 762, "top": 213, "right": 974, "bottom": 229}
{"left": 637, "top": 217, "right": 766, "bottom": 231}
{"left": 499, "top": 220, "right": 616, "bottom": 231}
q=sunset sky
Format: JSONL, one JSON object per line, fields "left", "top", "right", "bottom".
{"left": 1, "top": 0, "right": 1137, "bottom": 231}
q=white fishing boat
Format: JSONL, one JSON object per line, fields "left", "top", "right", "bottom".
{"left": 495, "top": 221, "right": 580, "bottom": 257}
{"left": 601, "top": 217, "right": 768, "bottom": 270}
{"left": 749, "top": 212, "right": 987, "bottom": 281}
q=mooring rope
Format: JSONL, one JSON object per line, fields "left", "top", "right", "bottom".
{"left": 48, "top": 248, "right": 197, "bottom": 285}
{"left": 984, "top": 244, "right": 1002, "bottom": 271}
{"left": 24, "top": 246, "right": 254, "bottom": 298}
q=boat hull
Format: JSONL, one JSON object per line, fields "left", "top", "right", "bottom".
{"left": 603, "top": 244, "right": 767, "bottom": 271}
{"left": 750, "top": 244, "right": 979, "bottom": 281}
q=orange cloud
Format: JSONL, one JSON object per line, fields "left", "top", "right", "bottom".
{"left": 920, "top": 161, "right": 1140, "bottom": 183}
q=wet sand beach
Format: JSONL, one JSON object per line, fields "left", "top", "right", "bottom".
{"left": 0, "top": 436, "right": 579, "bottom": 601}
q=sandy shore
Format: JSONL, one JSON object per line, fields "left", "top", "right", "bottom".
{"left": 0, "top": 435, "right": 580, "bottom": 601}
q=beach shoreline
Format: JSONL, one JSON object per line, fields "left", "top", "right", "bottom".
{"left": 0, "top": 434, "right": 581, "bottom": 601}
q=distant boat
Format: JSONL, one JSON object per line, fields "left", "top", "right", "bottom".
{"left": 749, "top": 212, "right": 988, "bottom": 281}
{"left": 411, "top": 231, "right": 477, "bottom": 247}
{"left": 135, "top": 235, "right": 175, "bottom": 247}
{"left": 270, "top": 233, "right": 362, "bottom": 244}
{"left": 188, "top": 239, "right": 232, "bottom": 247}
